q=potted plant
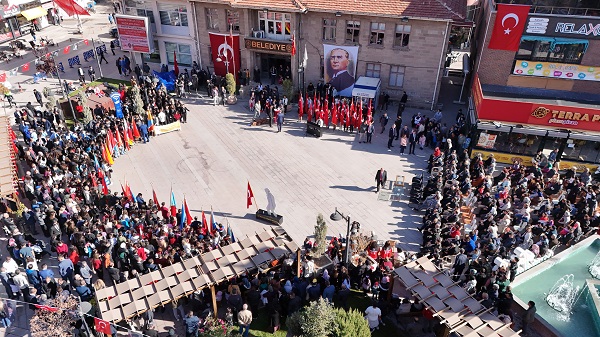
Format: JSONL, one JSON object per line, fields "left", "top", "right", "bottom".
{"left": 225, "top": 73, "right": 237, "bottom": 105}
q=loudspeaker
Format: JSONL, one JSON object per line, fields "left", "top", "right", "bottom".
{"left": 256, "top": 209, "right": 283, "bottom": 225}
{"left": 306, "top": 121, "right": 321, "bottom": 138}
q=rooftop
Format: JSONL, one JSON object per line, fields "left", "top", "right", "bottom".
{"left": 192, "top": 0, "right": 467, "bottom": 21}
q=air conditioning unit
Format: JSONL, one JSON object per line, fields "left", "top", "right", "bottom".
{"left": 253, "top": 30, "right": 265, "bottom": 38}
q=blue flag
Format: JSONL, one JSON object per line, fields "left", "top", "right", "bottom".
{"left": 180, "top": 203, "right": 186, "bottom": 231}
{"left": 110, "top": 91, "right": 123, "bottom": 119}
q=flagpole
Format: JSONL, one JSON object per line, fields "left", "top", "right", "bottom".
{"left": 91, "top": 38, "right": 104, "bottom": 78}
{"left": 230, "top": 25, "right": 236, "bottom": 79}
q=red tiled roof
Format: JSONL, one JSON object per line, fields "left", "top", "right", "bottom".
{"left": 299, "top": 0, "right": 466, "bottom": 21}
{"left": 191, "top": 0, "right": 466, "bottom": 21}
{"left": 231, "top": 0, "right": 306, "bottom": 12}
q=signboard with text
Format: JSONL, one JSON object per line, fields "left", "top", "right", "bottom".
{"left": 476, "top": 95, "right": 600, "bottom": 132}
{"left": 244, "top": 37, "right": 292, "bottom": 54}
{"left": 513, "top": 60, "right": 600, "bottom": 81}
{"left": 114, "top": 14, "right": 152, "bottom": 53}
{"left": 525, "top": 14, "right": 600, "bottom": 40}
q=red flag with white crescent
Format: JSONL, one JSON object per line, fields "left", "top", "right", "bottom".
{"left": 247, "top": 182, "right": 254, "bottom": 209}
{"left": 488, "top": 4, "right": 531, "bottom": 51}
{"left": 94, "top": 317, "right": 112, "bottom": 335}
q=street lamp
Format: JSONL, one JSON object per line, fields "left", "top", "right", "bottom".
{"left": 216, "top": 49, "right": 230, "bottom": 74}
{"left": 330, "top": 208, "right": 360, "bottom": 264}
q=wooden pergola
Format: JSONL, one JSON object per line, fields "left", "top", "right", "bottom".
{"left": 95, "top": 227, "right": 300, "bottom": 322}
{"left": 394, "top": 256, "right": 521, "bottom": 337}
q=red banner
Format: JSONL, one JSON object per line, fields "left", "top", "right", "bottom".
{"left": 488, "top": 4, "right": 530, "bottom": 51}
{"left": 474, "top": 91, "right": 600, "bottom": 132}
{"left": 208, "top": 32, "right": 241, "bottom": 78}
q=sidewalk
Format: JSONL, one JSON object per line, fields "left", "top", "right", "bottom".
{"left": 0, "top": 4, "right": 154, "bottom": 119}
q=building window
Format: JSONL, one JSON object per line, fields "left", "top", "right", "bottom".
{"left": 227, "top": 10, "right": 240, "bottom": 32}
{"left": 345, "top": 20, "right": 360, "bottom": 43}
{"left": 389, "top": 65, "right": 405, "bottom": 87}
{"left": 515, "top": 37, "right": 587, "bottom": 64}
{"left": 166, "top": 42, "right": 192, "bottom": 66}
{"left": 142, "top": 40, "right": 160, "bottom": 63}
{"left": 394, "top": 24, "right": 411, "bottom": 47}
{"left": 366, "top": 63, "right": 381, "bottom": 77}
{"left": 124, "top": 0, "right": 154, "bottom": 23}
{"left": 205, "top": 8, "right": 219, "bottom": 30}
{"left": 158, "top": 4, "right": 187, "bottom": 27}
{"left": 259, "top": 11, "right": 291, "bottom": 36}
{"left": 322, "top": 19, "right": 337, "bottom": 41}
{"left": 369, "top": 22, "right": 385, "bottom": 45}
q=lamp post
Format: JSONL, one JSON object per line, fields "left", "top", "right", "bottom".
{"left": 216, "top": 49, "right": 230, "bottom": 74}
{"left": 330, "top": 208, "right": 360, "bottom": 264}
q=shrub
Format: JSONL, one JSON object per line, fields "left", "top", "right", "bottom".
{"left": 286, "top": 298, "right": 335, "bottom": 337}
{"left": 225, "top": 73, "right": 236, "bottom": 96}
{"left": 313, "top": 213, "right": 328, "bottom": 256}
{"left": 332, "top": 308, "right": 371, "bottom": 337}
{"left": 283, "top": 79, "right": 294, "bottom": 101}
{"left": 78, "top": 91, "right": 93, "bottom": 124}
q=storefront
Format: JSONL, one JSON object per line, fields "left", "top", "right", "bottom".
{"left": 470, "top": 73, "right": 600, "bottom": 170}
{"left": 0, "top": 5, "right": 22, "bottom": 43}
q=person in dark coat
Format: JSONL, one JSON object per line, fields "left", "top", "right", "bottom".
{"left": 387, "top": 124, "right": 396, "bottom": 150}
{"left": 375, "top": 168, "right": 387, "bottom": 193}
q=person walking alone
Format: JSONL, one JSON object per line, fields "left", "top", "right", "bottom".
{"left": 33, "top": 89, "right": 43, "bottom": 106}
{"left": 379, "top": 112, "right": 389, "bottom": 134}
{"left": 375, "top": 168, "right": 387, "bottom": 193}
{"left": 238, "top": 304, "right": 252, "bottom": 337}
{"left": 276, "top": 109, "right": 284, "bottom": 133}
{"left": 98, "top": 48, "right": 108, "bottom": 64}
{"left": 387, "top": 124, "right": 396, "bottom": 151}
{"left": 115, "top": 57, "right": 122, "bottom": 76}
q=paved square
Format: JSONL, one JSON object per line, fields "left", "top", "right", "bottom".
{"left": 112, "top": 99, "right": 428, "bottom": 252}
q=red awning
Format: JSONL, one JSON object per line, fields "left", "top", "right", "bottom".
{"left": 52, "top": 0, "right": 90, "bottom": 16}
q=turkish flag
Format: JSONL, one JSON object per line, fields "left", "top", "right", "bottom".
{"left": 83, "top": 39, "right": 89, "bottom": 45}
{"left": 0, "top": 72, "right": 6, "bottom": 82}
{"left": 21, "top": 63, "right": 30, "bottom": 72}
{"left": 208, "top": 32, "right": 241, "bottom": 77}
{"left": 35, "top": 304, "right": 59, "bottom": 312}
{"left": 63, "top": 45, "right": 70, "bottom": 54}
{"left": 153, "top": 188, "right": 159, "bottom": 205}
{"left": 488, "top": 4, "right": 531, "bottom": 51}
{"left": 94, "top": 317, "right": 112, "bottom": 335}
{"left": 247, "top": 182, "right": 254, "bottom": 209}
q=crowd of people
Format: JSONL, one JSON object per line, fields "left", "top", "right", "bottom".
{"left": 415, "top": 125, "right": 598, "bottom": 333}
{"left": 0, "top": 72, "right": 224, "bottom": 334}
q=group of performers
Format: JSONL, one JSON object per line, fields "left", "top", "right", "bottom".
{"left": 296, "top": 92, "right": 373, "bottom": 132}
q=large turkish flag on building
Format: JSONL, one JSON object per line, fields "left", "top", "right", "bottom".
{"left": 208, "top": 32, "right": 241, "bottom": 77}
{"left": 488, "top": 4, "right": 531, "bottom": 51}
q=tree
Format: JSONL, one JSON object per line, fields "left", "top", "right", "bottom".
{"left": 29, "top": 295, "right": 78, "bottom": 336}
{"left": 286, "top": 298, "right": 335, "bottom": 337}
{"left": 332, "top": 308, "right": 371, "bottom": 337}
{"left": 313, "top": 213, "right": 328, "bottom": 256}
{"left": 128, "top": 85, "right": 145, "bottom": 116}
{"left": 225, "top": 73, "right": 236, "bottom": 96}
{"left": 78, "top": 91, "right": 93, "bottom": 124}
{"left": 283, "top": 79, "right": 294, "bottom": 101}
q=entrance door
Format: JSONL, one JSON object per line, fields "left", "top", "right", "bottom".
{"left": 258, "top": 54, "right": 291, "bottom": 85}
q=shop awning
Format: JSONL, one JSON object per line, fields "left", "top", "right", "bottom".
{"left": 53, "top": 0, "right": 90, "bottom": 16}
{"left": 21, "top": 7, "right": 47, "bottom": 20}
